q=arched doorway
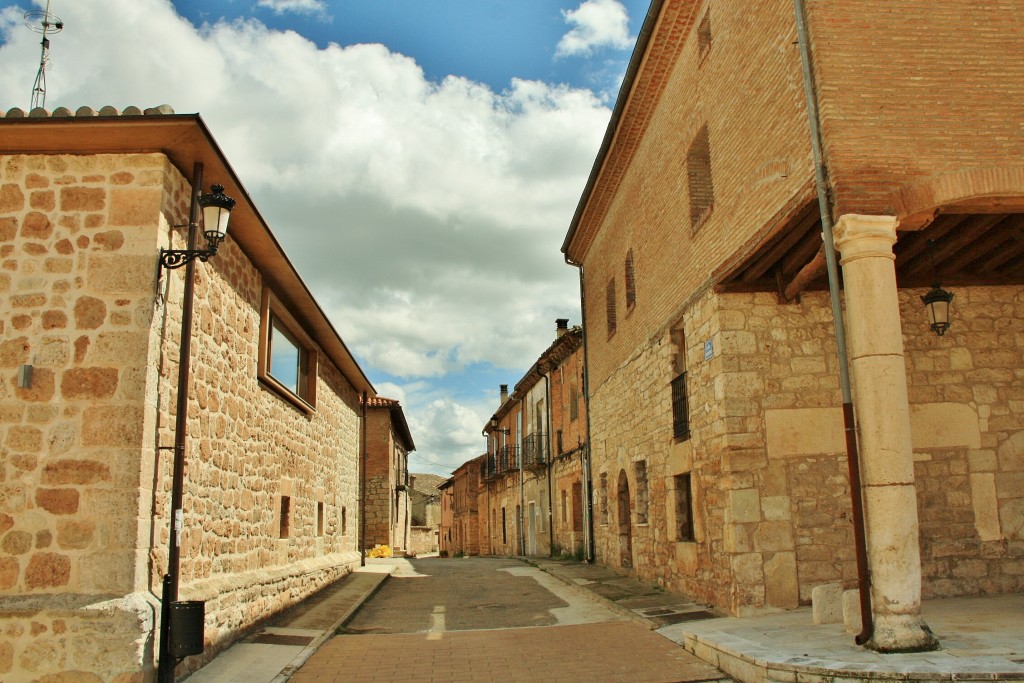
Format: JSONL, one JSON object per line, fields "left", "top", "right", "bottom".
{"left": 617, "top": 469, "right": 632, "bottom": 569}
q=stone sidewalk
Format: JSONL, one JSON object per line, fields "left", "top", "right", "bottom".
{"left": 533, "top": 558, "right": 1024, "bottom": 682}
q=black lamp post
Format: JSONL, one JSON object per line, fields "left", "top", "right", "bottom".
{"left": 921, "top": 284, "right": 954, "bottom": 336}
{"left": 157, "top": 163, "right": 234, "bottom": 683}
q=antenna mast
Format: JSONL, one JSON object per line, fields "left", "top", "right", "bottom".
{"left": 26, "top": 0, "right": 64, "bottom": 110}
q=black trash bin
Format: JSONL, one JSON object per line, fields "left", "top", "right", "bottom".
{"left": 169, "top": 600, "right": 205, "bottom": 658}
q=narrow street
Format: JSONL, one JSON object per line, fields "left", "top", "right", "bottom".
{"left": 289, "top": 557, "right": 729, "bottom": 683}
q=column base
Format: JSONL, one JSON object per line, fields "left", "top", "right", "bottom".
{"left": 867, "top": 614, "right": 940, "bottom": 653}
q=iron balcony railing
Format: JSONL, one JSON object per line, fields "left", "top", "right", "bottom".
{"left": 481, "top": 455, "right": 498, "bottom": 481}
{"left": 499, "top": 445, "right": 520, "bottom": 473}
{"left": 522, "top": 433, "right": 548, "bottom": 469}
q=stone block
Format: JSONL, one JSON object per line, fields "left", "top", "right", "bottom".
{"left": 811, "top": 583, "right": 843, "bottom": 624}
{"left": 42, "top": 460, "right": 111, "bottom": 485}
{"left": 25, "top": 552, "right": 71, "bottom": 589}
{"left": 764, "top": 551, "right": 799, "bottom": 609}
{"left": 61, "top": 367, "right": 119, "bottom": 399}
{"left": 765, "top": 407, "right": 844, "bottom": 458}
{"left": 60, "top": 186, "right": 105, "bottom": 211}
{"left": 73, "top": 296, "right": 107, "bottom": 329}
{"left": 108, "top": 187, "right": 161, "bottom": 227}
{"left": 728, "top": 489, "right": 761, "bottom": 523}
{"left": 0, "top": 183, "right": 32, "bottom": 216}
{"left": 86, "top": 255, "right": 154, "bottom": 294}
{"left": 842, "top": 589, "right": 864, "bottom": 633}
{"left": 909, "top": 403, "right": 982, "bottom": 450}
{"left": 21, "top": 211, "right": 54, "bottom": 239}
{"left": 35, "top": 488, "right": 80, "bottom": 515}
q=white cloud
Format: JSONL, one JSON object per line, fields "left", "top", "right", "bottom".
{"left": 556, "top": 0, "right": 632, "bottom": 58}
{"left": 0, "top": 0, "right": 606, "bottom": 475}
{"left": 256, "top": 0, "right": 327, "bottom": 16}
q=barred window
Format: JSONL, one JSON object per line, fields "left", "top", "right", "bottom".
{"left": 687, "top": 125, "right": 714, "bottom": 229}
{"left": 698, "top": 10, "right": 712, "bottom": 60}
{"left": 606, "top": 278, "right": 617, "bottom": 336}
{"left": 624, "top": 250, "right": 636, "bottom": 310}
{"left": 671, "top": 372, "right": 690, "bottom": 440}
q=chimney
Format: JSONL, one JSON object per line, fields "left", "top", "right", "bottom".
{"left": 499, "top": 384, "right": 509, "bottom": 403}
{"left": 556, "top": 318, "right": 569, "bottom": 338}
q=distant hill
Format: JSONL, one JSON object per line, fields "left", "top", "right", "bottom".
{"left": 410, "top": 473, "right": 446, "bottom": 494}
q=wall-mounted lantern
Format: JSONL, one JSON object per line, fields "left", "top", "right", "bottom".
{"left": 921, "top": 284, "right": 954, "bottom": 337}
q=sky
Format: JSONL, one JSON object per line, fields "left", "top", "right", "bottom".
{"left": 0, "top": 0, "right": 649, "bottom": 476}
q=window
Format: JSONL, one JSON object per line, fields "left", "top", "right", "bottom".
{"left": 672, "top": 373, "right": 690, "bottom": 440}
{"left": 675, "top": 474, "right": 696, "bottom": 541}
{"left": 317, "top": 502, "right": 324, "bottom": 536}
{"left": 624, "top": 250, "right": 636, "bottom": 311}
{"left": 341, "top": 506, "right": 347, "bottom": 535}
{"left": 556, "top": 429, "right": 564, "bottom": 455}
{"left": 279, "top": 495, "right": 291, "bottom": 539}
{"left": 569, "top": 381, "right": 579, "bottom": 422}
{"left": 697, "top": 9, "right": 712, "bottom": 61}
{"left": 560, "top": 489, "right": 568, "bottom": 527}
{"left": 501, "top": 507, "right": 507, "bottom": 544}
{"left": 687, "top": 125, "right": 714, "bottom": 230}
{"left": 634, "top": 461, "right": 649, "bottom": 524}
{"left": 671, "top": 325, "right": 690, "bottom": 441}
{"left": 606, "top": 279, "right": 617, "bottom": 337}
{"left": 259, "top": 289, "right": 318, "bottom": 411}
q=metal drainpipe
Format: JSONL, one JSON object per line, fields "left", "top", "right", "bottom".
{"left": 565, "top": 260, "right": 597, "bottom": 563}
{"left": 543, "top": 371, "right": 553, "bottom": 557}
{"left": 360, "top": 391, "right": 367, "bottom": 567}
{"left": 518, "top": 396, "right": 526, "bottom": 556}
{"left": 792, "top": 0, "right": 873, "bottom": 644}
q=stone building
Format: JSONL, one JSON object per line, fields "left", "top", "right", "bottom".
{"left": 438, "top": 454, "right": 484, "bottom": 556}
{"left": 481, "top": 319, "right": 589, "bottom": 559}
{"left": 562, "top": 0, "right": 1024, "bottom": 653}
{"left": 0, "top": 106, "right": 375, "bottom": 680}
{"left": 408, "top": 473, "right": 444, "bottom": 555}
{"left": 362, "top": 396, "right": 414, "bottom": 554}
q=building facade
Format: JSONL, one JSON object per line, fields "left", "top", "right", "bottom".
{"left": 481, "top": 320, "right": 589, "bottom": 559}
{"left": 439, "top": 455, "right": 484, "bottom": 556}
{"left": 408, "top": 473, "right": 444, "bottom": 556}
{"left": 562, "top": 0, "right": 1024, "bottom": 653}
{"left": 363, "top": 396, "right": 415, "bottom": 554}
{"left": 0, "top": 106, "right": 375, "bottom": 680}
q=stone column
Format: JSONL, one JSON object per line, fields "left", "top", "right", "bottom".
{"left": 833, "top": 214, "right": 938, "bottom": 653}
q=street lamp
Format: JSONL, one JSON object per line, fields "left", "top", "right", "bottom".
{"left": 159, "top": 185, "right": 236, "bottom": 271}
{"left": 921, "top": 284, "right": 953, "bottom": 336}
{"left": 157, "top": 163, "right": 234, "bottom": 683}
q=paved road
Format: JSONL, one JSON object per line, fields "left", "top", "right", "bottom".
{"left": 290, "top": 557, "right": 728, "bottom": 683}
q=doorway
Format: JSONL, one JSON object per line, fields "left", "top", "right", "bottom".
{"left": 617, "top": 469, "right": 632, "bottom": 569}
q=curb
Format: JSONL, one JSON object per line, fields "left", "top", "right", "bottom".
{"left": 525, "top": 559, "right": 657, "bottom": 630}
{"left": 269, "top": 567, "right": 395, "bottom": 682}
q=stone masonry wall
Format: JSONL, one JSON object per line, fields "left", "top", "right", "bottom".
{"left": 587, "top": 284, "right": 1023, "bottom": 617}
{"left": 1, "top": 152, "right": 362, "bottom": 681}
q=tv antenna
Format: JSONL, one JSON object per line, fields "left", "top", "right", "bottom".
{"left": 25, "top": 0, "right": 64, "bottom": 111}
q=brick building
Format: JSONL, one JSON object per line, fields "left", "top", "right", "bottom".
{"left": 439, "top": 454, "right": 484, "bottom": 556}
{"left": 0, "top": 106, "right": 375, "bottom": 680}
{"left": 481, "top": 319, "right": 589, "bottom": 559}
{"left": 562, "top": 0, "right": 1024, "bottom": 652}
{"left": 362, "top": 396, "right": 415, "bottom": 554}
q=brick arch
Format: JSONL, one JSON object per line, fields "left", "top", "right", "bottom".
{"left": 892, "top": 166, "right": 1024, "bottom": 230}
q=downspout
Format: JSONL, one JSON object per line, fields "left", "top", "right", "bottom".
{"left": 360, "top": 391, "right": 367, "bottom": 567}
{"left": 566, "top": 260, "right": 597, "bottom": 563}
{"left": 792, "top": 0, "right": 873, "bottom": 645}
{"left": 518, "top": 395, "right": 526, "bottom": 556}
{"left": 542, "top": 371, "right": 554, "bottom": 557}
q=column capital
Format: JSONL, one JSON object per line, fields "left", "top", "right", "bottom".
{"left": 833, "top": 214, "right": 899, "bottom": 265}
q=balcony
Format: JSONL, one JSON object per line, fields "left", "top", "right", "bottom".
{"left": 481, "top": 456, "right": 498, "bottom": 481}
{"left": 499, "top": 445, "right": 520, "bottom": 473}
{"left": 522, "top": 433, "right": 548, "bottom": 470}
